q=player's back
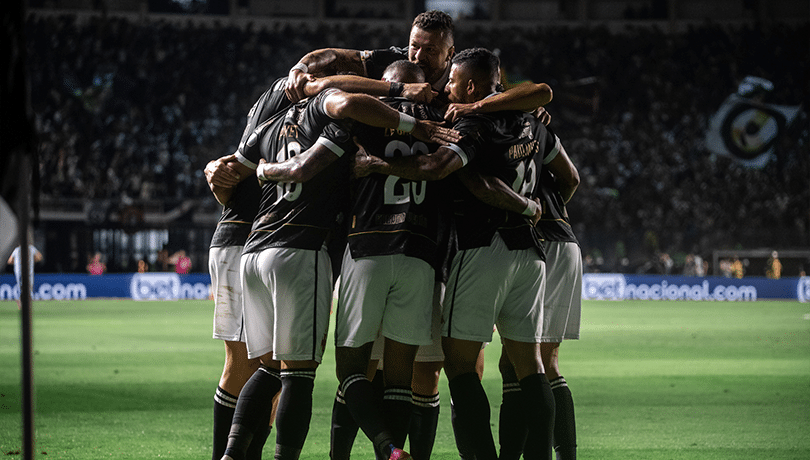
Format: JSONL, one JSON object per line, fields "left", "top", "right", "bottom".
{"left": 346, "top": 99, "right": 451, "bottom": 271}
{"left": 536, "top": 168, "right": 578, "bottom": 244}
{"left": 450, "top": 110, "right": 555, "bottom": 252}
{"left": 243, "top": 90, "right": 353, "bottom": 253}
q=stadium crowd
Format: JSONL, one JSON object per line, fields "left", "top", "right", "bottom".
{"left": 26, "top": 13, "right": 809, "bottom": 274}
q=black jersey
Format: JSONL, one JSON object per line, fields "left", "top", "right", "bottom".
{"left": 450, "top": 110, "right": 559, "bottom": 256}
{"left": 210, "top": 77, "right": 293, "bottom": 249}
{"left": 343, "top": 99, "right": 452, "bottom": 271}
{"left": 536, "top": 167, "right": 578, "bottom": 244}
{"left": 239, "top": 89, "right": 353, "bottom": 253}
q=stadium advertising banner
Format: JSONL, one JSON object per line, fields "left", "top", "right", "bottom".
{"left": 583, "top": 274, "right": 809, "bottom": 302}
{"left": 0, "top": 273, "right": 212, "bottom": 301}
{"left": 1, "top": 274, "right": 808, "bottom": 302}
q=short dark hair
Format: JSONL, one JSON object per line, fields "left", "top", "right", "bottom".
{"left": 383, "top": 60, "right": 426, "bottom": 84}
{"left": 412, "top": 10, "right": 454, "bottom": 38}
{"left": 451, "top": 47, "right": 500, "bottom": 87}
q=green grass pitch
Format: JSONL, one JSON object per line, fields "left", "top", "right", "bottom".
{"left": 1, "top": 298, "right": 809, "bottom": 459}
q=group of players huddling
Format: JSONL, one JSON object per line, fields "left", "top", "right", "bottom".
{"left": 204, "top": 10, "right": 582, "bottom": 460}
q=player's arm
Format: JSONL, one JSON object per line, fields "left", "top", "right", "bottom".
{"left": 323, "top": 91, "right": 459, "bottom": 145}
{"left": 545, "top": 143, "right": 579, "bottom": 203}
{"left": 286, "top": 48, "right": 366, "bottom": 101}
{"left": 445, "top": 82, "right": 553, "bottom": 123}
{"left": 354, "top": 144, "right": 464, "bottom": 181}
{"left": 303, "top": 75, "right": 434, "bottom": 104}
{"left": 256, "top": 138, "right": 343, "bottom": 184}
{"left": 456, "top": 168, "right": 543, "bottom": 225}
{"left": 204, "top": 154, "right": 255, "bottom": 206}
{"left": 34, "top": 250, "right": 43, "bottom": 263}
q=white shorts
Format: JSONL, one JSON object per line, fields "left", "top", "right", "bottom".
{"left": 443, "top": 233, "right": 546, "bottom": 343}
{"left": 241, "top": 245, "right": 333, "bottom": 362}
{"left": 336, "top": 251, "right": 434, "bottom": 348}
{"left": 541, "top": 241, "right": 582, "bottom": 342}
{"left": 209, "top": 246, "right": 246, "bottom": 342}
{"left": 370, "top": 281, "right": 445, "bottom": 363}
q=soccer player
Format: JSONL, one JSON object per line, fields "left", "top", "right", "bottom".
{"left": 7, "top": 236, "right": 43, "bottom": 307}
{"left": 329, "top": 59, "right": 451, "bottom": 460}
{"left": 205, "top": 77, "right": 296, "bottom": 460}
{"left": 498, "top": 129, "right": 581, "bottom": 460}
{"left": 211, "top": 82, "right": 457, "bottom": 460}
{"left": 354, "top": 47, "right": 559, "bottom": 460}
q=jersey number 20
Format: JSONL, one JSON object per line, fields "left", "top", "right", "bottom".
{"left": 383, "top": 140, "right": 428, "bottom": 205}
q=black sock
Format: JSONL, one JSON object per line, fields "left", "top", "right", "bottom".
{"left": 448, "top": 372, "right": 497, "bottom": 460}
{"left": 519, "top": 373, "right": 555, "bottom": 460}
{"left": 330, "top": 387, "right": 359, "bottom": 460}
{"left": 498, "top": 380, "right": 528, "bottom": 460}
{"left": 550, "top": 377, "right": 576, "bottom": 460}
{"left": 274, "top": 369, "right": 316, "bottom": 458}
{"left": 341, "top": 374, "right": 396, "bottom": 457}
{"left": 450, "top": 399, "right": 475, "bottom": 460}
{"left": 224, "top": 366, "right": 282, "bottom": 460}
{"left": 409, "top": 392, "right": 440, "bottom": 460}
{"left": 382, "top": 386, "right": 412, "bottom": 449}
{"left": 245, "top": 425, "right": 272, "bottom": 460}
{"left": 214, "top": 386, "right": 238, "bottom": 460}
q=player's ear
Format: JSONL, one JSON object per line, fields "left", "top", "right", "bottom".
{"left": 466, "top": 78, "right": 475, "bottom": 97}
{"left": 446, "top": 45, "right": 455, "bottom": 62}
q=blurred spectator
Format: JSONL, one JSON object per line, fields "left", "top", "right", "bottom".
{"left": 765, "top": 251, "right": 782, "bottom": 279}
{"left": 720, "top": 259, "right": 733, "bottom": 278}
{"left": 731, "top": 256, "right": 745, "bottom": 279}
{"left": 683, "top": 254, "right": 698, "bottom": 276}
{"left": 137, "top": 258, "right": 149, "bottom": 273}
{"left": 169, "top": 249, "right": 191, "bottom": 274}
{"left": 156, "top": 245, "right": 170, "bottom": 272}
{"left": 86, "top": 252, "right": 106, "bottom": 275}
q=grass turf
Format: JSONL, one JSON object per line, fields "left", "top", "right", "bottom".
{"left": 1, "top": 298, "right": 808, "bottom": 459}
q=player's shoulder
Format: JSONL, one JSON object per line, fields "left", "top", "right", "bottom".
{"left": 386, "top": 98, "right": 445, "bottom": 122}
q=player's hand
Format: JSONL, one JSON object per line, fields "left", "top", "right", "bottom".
{"left": 528, "top": 197, "right": 543, "bottom": 226}
{"left": 444, "top": 102, "right": 478, "bottom": 123}
{"left": 351, "top": 138, "right": 383, "bottom": 179}
{"left": 534, "top": 106, "right": 552, "bottom": 126}
{"left": 412, "top": 120, "right": 460, "bottom": 145}
{"left": 204, "top": 154, "right": 242, "bottom": 188}
{"left": 402, "top": 83, "right": 436, "bottom": 104}
{"left": 285, "top": 69, "right": 316, "bottom": 102}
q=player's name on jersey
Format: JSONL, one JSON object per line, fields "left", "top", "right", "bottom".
{"left": 508, "top": 139, "right": 541, "bottom": 160}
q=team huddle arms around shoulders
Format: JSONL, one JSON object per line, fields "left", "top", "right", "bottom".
{"left": 205, "top": 9, "right": 581, "bottom": 460}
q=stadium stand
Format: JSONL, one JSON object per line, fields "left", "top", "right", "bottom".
{"left": 20, "top": 10, "right": 810, "bottom": 275}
